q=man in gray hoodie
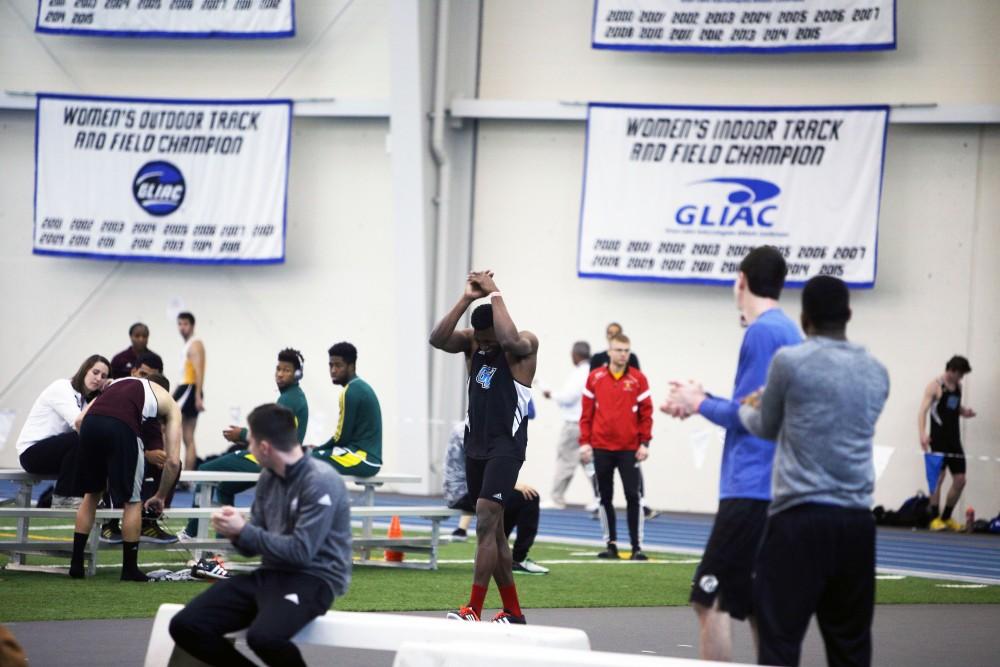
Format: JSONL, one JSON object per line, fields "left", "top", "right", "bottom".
{"left": 739, "top": 276, "right": 889, "bottom": 667}
{"left": 169, "top": 403, "right": 352, "bottom": 667}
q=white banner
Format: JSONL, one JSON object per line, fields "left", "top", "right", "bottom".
{"left": 578, "top": 103, "right": 889, "bottom": 287}
{"left": 34, "top": 94, "right": 292, "bottom": 265}
{"left": 593, "top": 0, "right": 895, "bottom": 53}
{"left": 37, "top": 0, "right": 294, "bottom": 38}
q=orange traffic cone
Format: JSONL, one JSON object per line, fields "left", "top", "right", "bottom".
{"left": 385, "top": 515, "right": 404, "bottom": 562}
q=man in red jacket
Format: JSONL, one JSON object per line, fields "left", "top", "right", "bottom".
{"left": 579, "top": 333, "right": 653, "bottom": 560}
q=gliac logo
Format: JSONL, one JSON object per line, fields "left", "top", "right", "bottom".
{"left": 476, "top": 366, "right": 497, "bottom": 390}
{"left": 675, "top": 178, "right": 779, "bottom": 228}
{"left": 133, "top": 161, "right": 185, "bottom": 217}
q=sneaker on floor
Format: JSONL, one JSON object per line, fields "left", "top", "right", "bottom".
{"left": 446, "top": 606, "right": 480, "bottom": 622}
{"left": 944, "top": 518, "right": 962, "bottom": 532}
{"left": 642, "top": 506, "right": 660, "bottom": 520}
{"left": 597, "top": 543, "right": 620, "bottom": 559}
{"left": 585, "top": 500, "right": 600, "bottom": 512}
{"left": 100, "top": 520, "right": 123, "bottom": 544}
{"left": 450, "top": 527, "right": 468, "bottom": 542}
{"left": 929, "top": 517, "right": 947, "bottom": 532}
{"left": 140, "top": 520, "right": 179, "bottom": 544}
{"left": 539, "top": 500, "right": 566, "bottom": 510}
{"left": 191, "top": 555, "right": 231, "bottom": 580}
{"left": 513, "top": 558, "right": 550, "bottom": 575}
{"left": 491, "top": 609, "right": 526, "bottom": 624}
{"left": 176, "top": 528, "right": 195, "bottom": 543}
{"left": 630, "top": 549, "right": 649, "bottom": 561}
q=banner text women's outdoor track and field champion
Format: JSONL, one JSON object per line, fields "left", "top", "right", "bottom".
{"left": 593, "top": 0, "right": 894, "bottom": 52}
{"left": 34, "top": 94, "right": 292, "bottom": 265}
{"left": 578, "top": 103, "right": 889, "bottom": 287}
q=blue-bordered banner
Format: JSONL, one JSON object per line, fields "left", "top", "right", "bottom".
{"left": 578, "top": 103, "right": 889, "bottom": 287}
{"left": 34, "top": 94, "right": 292, "bottom": 265}
{"left": 592, "top": 0, "right": 895, "bottom": 53}
{"left": 36, "top": 0, "right": 294, "bottom": 39}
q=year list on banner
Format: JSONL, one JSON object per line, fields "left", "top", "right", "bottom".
{"left": 593, "top": 0, "right": 895, "bottom": 53}
{"left": 37, "top": 0, "right": 294, "bottom": 39}
{"left": 34, "top": 94, "right": 292, "bottom": 265}
{"left": 578, "top": 103, "right": 889, "bottom": 287}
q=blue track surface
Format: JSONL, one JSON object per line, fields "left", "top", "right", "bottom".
{"left": 4, "top": 482, "right": 998, "bottom": 583}
{"left": 356, "top": 493, "right": 1000, "bottom": 584}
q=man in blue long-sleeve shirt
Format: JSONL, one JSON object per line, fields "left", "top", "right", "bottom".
{"left": 169, "top": 403, "right": 351, "bottom": 667}
{"left": 662, "top": 246, "right": 801, "bottom": 662}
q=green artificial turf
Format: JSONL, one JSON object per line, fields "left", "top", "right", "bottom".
{"left": 1, "top": 519, "right": 998, "bottom": 622}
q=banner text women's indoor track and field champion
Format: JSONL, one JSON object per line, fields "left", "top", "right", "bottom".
{"left": 578, "top": 103, "right": 889, "bottom": 287}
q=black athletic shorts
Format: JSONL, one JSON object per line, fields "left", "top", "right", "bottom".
{"left": 73, "top": 414, "right": 145, "bottom": 507}
{"left": 690, "top": 498, "right": 770, "bottom": 620}
{"left": 465, "top": 456, "right": 522, "bottom": 507}
{"left": 173, "top": 384, "right": 201, "bottom": 418}
{"left": 448, "top": 493, "right": 477, "bottom": 513}
{"left": 931, "top": 441, "right": 966, "bottom": 475}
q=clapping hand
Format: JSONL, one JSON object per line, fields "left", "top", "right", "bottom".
{"left": 660, "top": 380, "right": 706, "bottom": 419}
{"left": 740, "top": 389, "right": 764, "bottom": 410}
{"left": 211, "top": 505, "right": 246, "bottom": 539}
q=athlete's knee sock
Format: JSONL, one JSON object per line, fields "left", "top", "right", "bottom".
{"left": 184, "top": 518, "right": 198, "bottom": 536}
{"left": 468, "top": 584, "right": 488, "bottom": 616}
{"left": 499, "top": 583, "right": 522, "bottom": 617}
{"left": 929, "top": 504, "right": 940, "bottom": 519}
{"left": 69, "top": 532, "right": 89, "bottom": 578}
{"left": 941, "top": 504, "right": 955, "bottom": 521}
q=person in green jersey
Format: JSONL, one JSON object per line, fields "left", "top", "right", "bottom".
{"left": 311, "top": 342, "right": 382, "bottom": 478}
{"left": 179, "top": 348, "right": 309, "bottom": 539}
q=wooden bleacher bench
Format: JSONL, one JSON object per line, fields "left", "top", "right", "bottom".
{"left": 0, "top": 469, "right": 457, "bottom": 575}
{"left": 144, "top": 603, "right": 591, "bottom": 667}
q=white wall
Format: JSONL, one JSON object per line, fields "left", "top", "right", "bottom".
{"left": 1, "top": 0, "right": 997, "bottom": 518}
{"left": 0, "top": 1, "right": 398, "bottom": 467}
{"left": 471, "top": 0, "right": 1000, "bottom": 514}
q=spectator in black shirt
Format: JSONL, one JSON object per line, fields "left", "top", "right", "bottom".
{"left": 590, "top": 322, "right": 640, "bottom": 370}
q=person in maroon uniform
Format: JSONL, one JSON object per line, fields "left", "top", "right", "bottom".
{"left": 109, "top": 322, "right": 164, "bottom": 380}
{"left": 70, "top": 374, "right": 182, "bottom": 581}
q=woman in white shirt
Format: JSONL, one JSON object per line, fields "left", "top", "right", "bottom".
{"left": 16, "top": 354, "right": 110, "bottom": 501}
